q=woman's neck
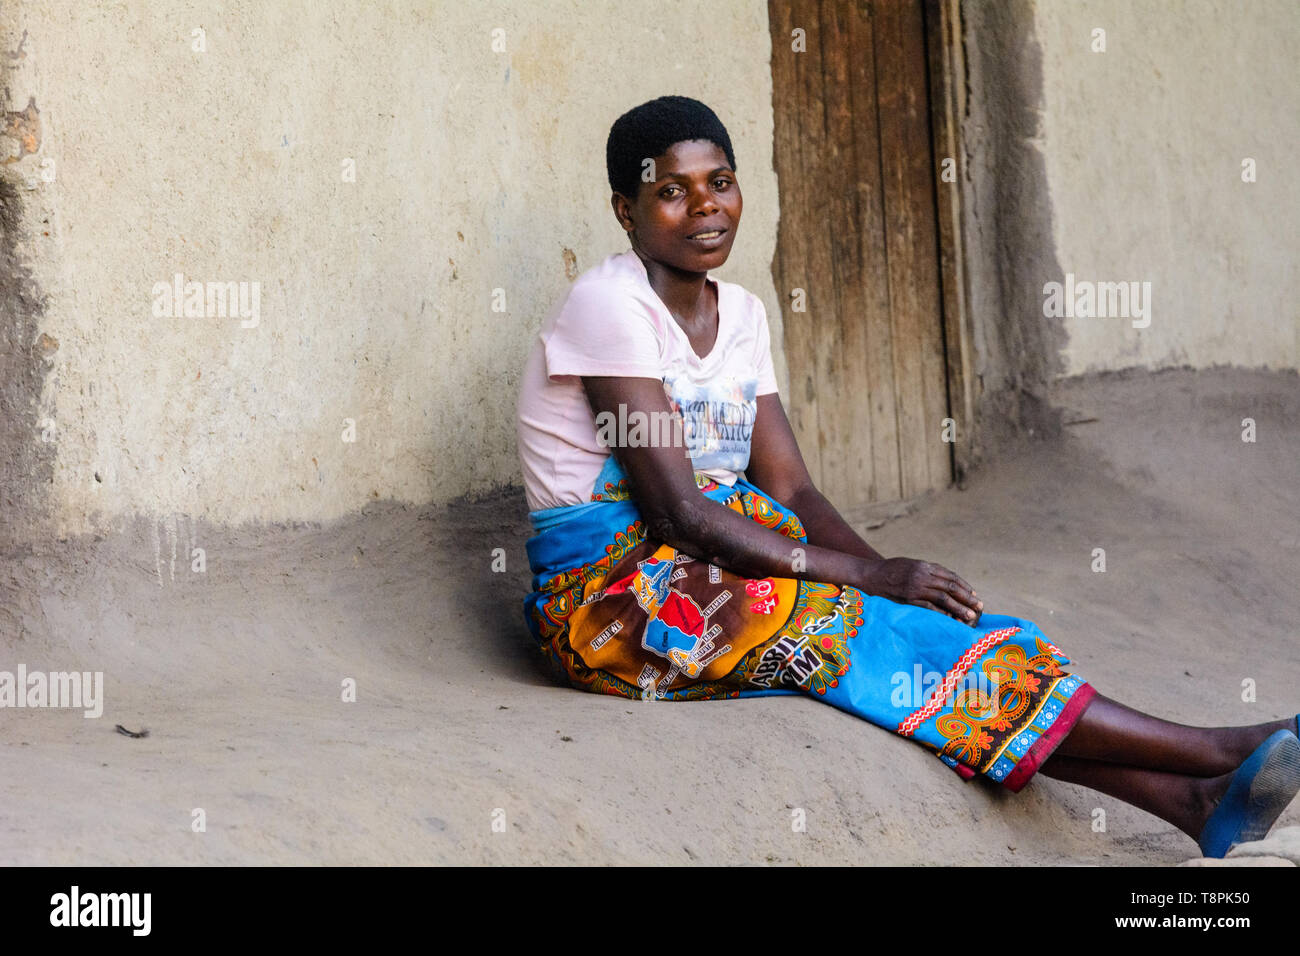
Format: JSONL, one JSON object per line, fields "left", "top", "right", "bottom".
{"left": 633, "top": 248, "right": 715, "bottom": 329}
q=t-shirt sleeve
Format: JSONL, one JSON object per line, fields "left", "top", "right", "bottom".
{"left": 542, "top": 280, "right": 664, "bottom": 380}
{"left": 754, "top": 297, "right": 779, "bottom": 396}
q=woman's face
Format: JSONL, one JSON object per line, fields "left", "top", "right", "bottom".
{"left": 614, "top": 139, "right": 742, "bottom": 274}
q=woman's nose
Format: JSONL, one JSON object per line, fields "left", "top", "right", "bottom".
{"left": 688, "top": 190, "right": 718, "bottom": 216}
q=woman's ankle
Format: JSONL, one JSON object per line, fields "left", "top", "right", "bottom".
{"left": 1225, "top": 720, "right": 1296, "bottom": 768}
{"left": 1183, "top": 772, "right": 1233, "bottom": 841}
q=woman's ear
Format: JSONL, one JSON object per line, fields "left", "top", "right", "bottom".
{"left": 611, "top": 192, "right": 635, "bottom": 233}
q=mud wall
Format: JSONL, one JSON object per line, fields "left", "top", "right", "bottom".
{"left": 956, "top": 0, "right": 1297, "bottom": 454}
{"left": 1035, "top": 0, "right": 1298, "bottom": 375}
{"left": 0, "top": 1, "right": 780, "bottom": 541}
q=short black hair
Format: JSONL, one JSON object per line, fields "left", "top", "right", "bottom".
{"left": 605, "top": 95, "right": 736, "bottom": 200}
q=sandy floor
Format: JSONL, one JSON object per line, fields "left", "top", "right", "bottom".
{"left": 2, "top": 366, "right": 1297, "bottom": 865}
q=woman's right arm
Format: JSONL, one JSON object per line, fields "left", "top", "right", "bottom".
{"left": 580, "top": 375, "right": 878, "bottom": 591}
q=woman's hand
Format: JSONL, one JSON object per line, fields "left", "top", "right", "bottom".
{"left": 862, "top": 557, "right": 983, "bottom": 625}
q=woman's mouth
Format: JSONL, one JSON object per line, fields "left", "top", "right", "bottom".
{"left": 686, "top": 228, "right": 728, "bottom": 247}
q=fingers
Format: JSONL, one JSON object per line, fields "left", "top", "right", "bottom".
{"left": 912, "top": 596, "right": 979, "bottom": 626}
{"left": 937, "top": 567, "right": 979, "bottom": 606}
{"left": 924, "top": 565, "right": 982, "bottom": 613}
{"left": 922, "top": 587, "right": 980, "bottom": 624}
{"left": 903, "top": 560, "right": 984, "bottom": 625}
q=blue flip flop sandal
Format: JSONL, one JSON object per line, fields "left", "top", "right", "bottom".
{"left": 1198, "top": 729, "right": 1300, "bottom": 858}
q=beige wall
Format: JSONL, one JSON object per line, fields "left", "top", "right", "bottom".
{"left": 1, "top": 0, "right": 779, "bottom": 536}
{"left": 1034, "top": 0, "right": 1299, "bottom": 376}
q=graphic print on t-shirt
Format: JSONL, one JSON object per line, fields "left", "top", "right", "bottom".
{"left": 664, "top": 372, "right": 757, "bottom": 475}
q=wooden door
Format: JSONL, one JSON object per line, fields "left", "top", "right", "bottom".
{"left": 768, "top": 0, "right": 956, "bottom": 513}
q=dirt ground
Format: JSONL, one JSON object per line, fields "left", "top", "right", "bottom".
{"left": 2, "top": 366, "right": 1297, "bottom": 865}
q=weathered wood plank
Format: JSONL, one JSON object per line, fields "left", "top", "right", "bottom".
{"left": 846, "top": 0, "right": 903, "bottom": 504}
{"left": 924, "top": 0, "right": 975, "bottom": 481}
{"left": 769, "top": 0, "right": 824, "bottom": 488}
{"left": 874, "top": 0, "right": 949, "bottom": 498}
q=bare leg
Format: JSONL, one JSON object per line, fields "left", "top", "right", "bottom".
{"left": 1054, "top": 693, "right": 1294, "bottom": 776}
{"left": 1040, "top": 753, "right": 1229, "bottom": 839}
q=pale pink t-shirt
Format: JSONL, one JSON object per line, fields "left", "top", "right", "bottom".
{"left": 516, "top": 249, "right": 780, "bottom": 512}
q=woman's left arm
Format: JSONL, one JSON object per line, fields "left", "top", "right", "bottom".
{"left": 745, "top": 394, "right": 885, "bottom": 563}
{"left": 745, "top": 394, "right": 983, "bottom": 623}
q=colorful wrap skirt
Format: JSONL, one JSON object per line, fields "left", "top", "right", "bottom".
{"left": 523, "top": 468, "right": 1096, "bottom": 792}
